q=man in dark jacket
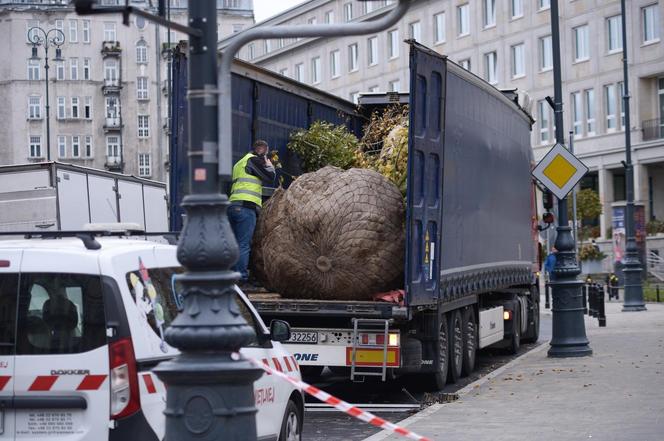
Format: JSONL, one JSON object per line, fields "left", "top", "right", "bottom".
{"left": 228, "top": 140, "right": 276, "bottom": 284}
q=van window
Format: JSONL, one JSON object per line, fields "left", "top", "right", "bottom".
{"left": 0, "top": 274, "right": 18, "bottom": 355}
{"left": 16, "top": 274, "right": 106, "bottom": 355}
{"left": 126, "top": 267, "right": 263, "bottom": 347}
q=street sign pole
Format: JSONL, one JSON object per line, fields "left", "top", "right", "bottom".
{"left": 547, "top": 0, "right": 592, "bottom": 358}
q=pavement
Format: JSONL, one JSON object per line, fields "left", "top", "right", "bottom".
{"left": 364, "top": 299, "right": 664, "bottom": 441}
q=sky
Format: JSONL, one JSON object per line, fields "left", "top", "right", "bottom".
{"left": 253, "top": 0, "right": 306, "bottom": 23}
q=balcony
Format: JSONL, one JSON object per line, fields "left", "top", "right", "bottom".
{"left": 102, "top": 79, "right": 121, "bottom": 95}
{"left": 105, "top": 157, "right": 124, "bottom": 172}
{"left": 642, "top": 119, "right": 664, "bottom": 142}
{"left": 104, "top": 117, "right": 122, "bottom": 131}
{"left": 101, "top": 41, "right": 121, "bottom": 57}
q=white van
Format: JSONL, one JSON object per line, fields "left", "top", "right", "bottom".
{"left": 0, "top": 235, "right": 303, "bottom": 441}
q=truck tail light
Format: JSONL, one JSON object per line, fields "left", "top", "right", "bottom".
{"left": 109, "top": 338, "right": 140, "bottom": 420}
{"left": 358, "top": 333, "right": 400, "bottom": 347}
{"left": 0, "top": 260, "right": 10, "bottom": 268}
{"left": 504, "top": 310, "right": 513, "bottom": 321}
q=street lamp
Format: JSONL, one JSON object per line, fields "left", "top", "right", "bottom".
{"left": 28, "top": 26, "right": 65, "bottom": 162}
{"left": 620, "top": 0, "right": 647, "bottom": 312}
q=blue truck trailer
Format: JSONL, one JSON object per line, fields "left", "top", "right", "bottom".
{"left": 170, "top": 42, "right": 540, "bottom": 390}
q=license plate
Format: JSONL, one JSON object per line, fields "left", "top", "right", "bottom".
{"left": 288, "top": 331, "right": 318, "bottom": 344}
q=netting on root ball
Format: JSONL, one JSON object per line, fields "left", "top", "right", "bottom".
{"left": 251, "top": 166, "right": 405, "bottom": 300}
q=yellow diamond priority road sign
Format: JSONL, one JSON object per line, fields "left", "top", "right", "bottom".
{"left": 532, "top": 143, "right": 588, "bottom": 200}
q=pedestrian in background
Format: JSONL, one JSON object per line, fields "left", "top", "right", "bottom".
{"left": 544, "top": 247, "right": 557, "bottom": 281}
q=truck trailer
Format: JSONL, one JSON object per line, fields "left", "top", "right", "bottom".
{"left": 171, "top": 42, "right": 540, "bottom": 390}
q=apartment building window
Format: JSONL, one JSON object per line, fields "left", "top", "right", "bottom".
{"left": 103, "top": 22, "right": 117, "bottom": 42}
{"left": 344, "top": 3, "right": 353, "bottom": 22}
{"left": 248, "top": 43, "right": 255, "bottom": 60}
{"left": 539, "top": 35, "right": 553, "bottom": 71}
{"left": 138, "top": 115, "right": 150, "bottom": 138}
{"left": 55, "top": 19, "right": 64, "bottom": 35}
{"left": 137, "top": 77, "right": 149, "bottom": 100}
{"left": 264, "top": 39, "right": 272, "bottom": 53}
{"left": 330, "top": 50, "right": 340, "bottom": 78}
{"left": 29, "top": 136, "right": 42, "bottom": 158}
{"left": 605, "top": 83, "right": 617, "bottom": 131}
{"left": 349, "top": 43, "right": 359, "bottom": 71}
{"left": 388, "top": 30, "right": 399, "bottom": 59}
{"left": 511, "top": 0, "right": 523, "bottom": 19}
{"left": 295, "top": 63, "right": 304, "bottom": 82}
{"left": 389, "top": 79, "right": 400, "bottom": 92}
{"left": 104, "top": 60, "right": 118, "bottom": 82}
{"left": 325, "top": 10, "right": 334, "bottom": 23}
{"left": 27, "top": 20, "right": 40, "bottom": 43}
{"left": 642, "top": 4, "right": 660, "bottom": 43}
{"left": 71, "top": 97, "right": 80, "bottom": 119}
{"left": 106, "top": 136, "right": 120, "bottom": 162}
{"left": 106, "top": 96, "right": 119, "bottom": 119}
{"left": 457, "top": 4, "right": 470, "bottom": 36}
{"left": 459, "top": 58, "right": 471, "bottom": 71}
{"left": 279, "top": 68, "right": 289, "bottom": 77}
{"left": 585, "top": 89, "right": 596, "bottom": 135}
{"left": 69, "top": 19, "right": 78, "bottom": 43}
{"left": 409, "top": 21, "right": 421, "bottom": 41}
{"left": 483, "top": 0, "right": 496, "bottom": 28}
{"left": 57, "top": 97, "right": 66, "bottom": 119}
{"left": 56, "top": 61, "right": 65, "bottom": 81}
{"left": 82, "top": 20, "right": 90, "bottom": 43}
{"left": 607, "top": 15, "right": 623, "bottom": 53}
{"left": 72, "top": 136, "right": 81, "bottom": 158}
{"left": 350, "top": 91, "right": 360, "bottom": 104}
{"left": 83, "top": 58, "right": 91, "bottom": 80}
{"left": 136, "top": 40, "right": 148, "bottom": 64}
{"left": 538, "top": 100, "right": 549, "bottom": 143}
{"left": 28, "top": 96, "right": 41, "bottom": 119}
{"left": 574, "top": 25, "right": 590, "bottom": 61}
{"left": 539, "top": 0, "right": 550, "bottom": 10}
{"left": 138, "top": 153, "right": 151, "bottom": 177}
{"left": 311, "top": 57, "right": 321, "bottom": 84}
{"left": 70, "top": 58, "right": 79, "bottom": 80}
{"left": 57, "top": 135, "right": 67, "bottom": 158}
{"left": 434, "top": 13, "right": 445, "bottom": 44}
{"left": 484, "top": 51, "right": 497, "bottom": 84}
{"left": 369, "top": 85, "right": 380, "bottom": 92}
{"left": 511, "top": 43, "right": 525, "bottom": 78}
{"left": 368, "top": 37, "right": 378, "bottom": 66}
{"left": 84, "top": 96, "right": 92, "bottom": 119}
{"left": 84, "top": 136, "right": 92, "bottom": 158}
{"left": 571, "top": 91, "right": 582, "bottom": 136}
{"left": 232, "top": 24, "right": 244, "bottom": 33}
{"left": 618, "top": 81, "right": 625, "bottom": 129}
{"left": 27, "top": 60, "right": 40, "bottom": 81}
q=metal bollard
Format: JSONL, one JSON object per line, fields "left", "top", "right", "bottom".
{"left": 582, "top": 284, "right": 588, "bottom": 315}
{"left": 597, "top": 283, "right": 607, "bottom": 327}
{"left": 657, "top": 285, "right": 660, "bottom": 303}
{"left": 589, "top": 284, "right": 598, "bottom": 318}
{"left": 545, "top": 283, "right": 551, "bottom": 309}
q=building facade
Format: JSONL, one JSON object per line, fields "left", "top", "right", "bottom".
{"left": 226, "top": 0, "right": 664, "bottom": 238}
{"left": 0, "top": 0, "right": 254, "bottom": 182}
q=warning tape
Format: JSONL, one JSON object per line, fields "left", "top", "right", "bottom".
{"left": 237, "top": 354, "right": 432, "bottom": 441}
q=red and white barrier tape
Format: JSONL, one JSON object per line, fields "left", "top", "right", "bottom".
{"left": 235, "top": 353, "right": 432, "bottom": 441}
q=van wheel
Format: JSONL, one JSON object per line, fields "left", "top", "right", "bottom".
{"left": 279, "top": 400, "right": 302, "bottom": 441}
{"left": 509, "top": 309, "right": 521, "bottom": 355}
{"left": 447, "top": 310, "right": 464, "bottom": 383}
{"left": 461, "top": 307, "right": 477, "bottom": 377}
{"left": 427, "top": 313, "right": 449, "bottom": 390}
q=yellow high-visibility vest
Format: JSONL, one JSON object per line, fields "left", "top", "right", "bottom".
{"left": 230, "top": 153, "right": 263, "bottom": 206}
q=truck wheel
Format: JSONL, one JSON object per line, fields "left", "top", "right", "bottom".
{"left": 522, "top": 298, "right": 540, "bottom": 343}
{"left": 447, "top": 310, "right": 464, "bottom": 383}
{"left": 461, "top": 307, "right": 477, "bottom": 377}
{"left": 428, "top": 313, "right": 449, "bottom": 390}
{"left": 509, "top": 309, "right": 521, "bottom": 355}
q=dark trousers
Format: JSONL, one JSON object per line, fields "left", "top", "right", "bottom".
{"left": 228, "top": 204, "right": 257, "bottom": 282}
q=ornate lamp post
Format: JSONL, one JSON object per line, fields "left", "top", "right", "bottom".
{"left": 28, "top": 26, "right": 65, "bottom": 162}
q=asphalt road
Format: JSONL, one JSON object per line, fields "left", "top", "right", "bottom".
{"left": 302, "top": 313, "right": 553, "bottom": 441}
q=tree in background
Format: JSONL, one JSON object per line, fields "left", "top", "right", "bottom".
{"left": 569, "top": 188, "right": 603, "bottom": 242}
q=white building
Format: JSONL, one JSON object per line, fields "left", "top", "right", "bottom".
{"left": 224, "top": 0, "right": 664, "bottom": 238}
{"left": 0, "top": 0, "right": 254, "bottom": 181}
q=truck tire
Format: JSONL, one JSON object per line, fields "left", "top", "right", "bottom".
{"left": 427, "top": 313, "right": 449, "bottom": 390}
{"left": 461, "top": 307, "right": 477, "bottom": 377}
{"left": 447, "top": 310, "right": 463, "bottom": 383}
{"left": 522, "top": 296, "right": 540, "bottom": 344}
{"left": 509, "top": 308, "right": 521, "bottom": 355}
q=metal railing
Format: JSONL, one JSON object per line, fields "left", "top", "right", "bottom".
{"left": 647, "top": 250, "right": 664, "bottom": 282}
{"left": 642, "top": 118, "right": 664, "bottom": 141}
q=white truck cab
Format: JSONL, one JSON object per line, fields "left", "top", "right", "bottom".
{"left": 0, "top": 235, "right": 303, "bottom": 441}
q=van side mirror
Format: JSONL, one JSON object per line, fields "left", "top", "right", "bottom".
{"left": 270, "top": 320, "right": 291, "bottom": 342}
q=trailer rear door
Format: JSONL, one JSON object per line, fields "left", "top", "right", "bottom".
{"left": 405, "top": 43, "right": 445, "bottom": 307}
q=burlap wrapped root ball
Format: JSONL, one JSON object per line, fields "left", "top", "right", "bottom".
{"left": 254, "top": 166, "right": 405, "bottom": 300}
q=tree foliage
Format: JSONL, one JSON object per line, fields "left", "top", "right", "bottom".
{"left": 569, "top": 188, "right": 602, "bottom": 241}
{"left": 287, "top": 121, "right": 359, "bottom": 173}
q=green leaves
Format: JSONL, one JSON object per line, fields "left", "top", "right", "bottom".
{"left": 287, "top": 121, "right": 360, "bottom": 173}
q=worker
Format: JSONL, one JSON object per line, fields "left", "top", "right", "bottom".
{"left": 544, "top": 247, "right": 557, "bottom": 281}
{"left": 228, "top": 140, "right": 276, "bottom": 286}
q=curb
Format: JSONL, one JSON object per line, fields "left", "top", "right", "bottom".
{"left": 361, "top": 341, "right": 550, "bottom": 441}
